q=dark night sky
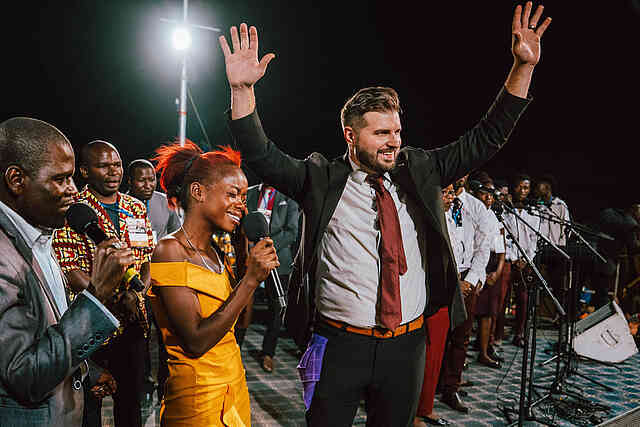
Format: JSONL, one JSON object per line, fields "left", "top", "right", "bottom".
{"left": 2, "top": 1, "right": 639, "bottom": 224}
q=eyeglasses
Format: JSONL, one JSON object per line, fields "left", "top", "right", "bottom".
{"left": 442, "top": 190, "right": 455, "bottom": 196}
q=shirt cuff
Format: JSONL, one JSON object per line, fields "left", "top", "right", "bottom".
{"left": 81, "top": 290, "right": 120, "bottom": 328}
{"left": 464, "top": 270, "right": 484, "bottom": 288}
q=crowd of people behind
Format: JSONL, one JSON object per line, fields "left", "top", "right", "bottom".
{"left": 4, "top": 3, "right": 639, "bottom": 427}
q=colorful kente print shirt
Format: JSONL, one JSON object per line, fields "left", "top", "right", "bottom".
{"left": 53, "top": 187, "right": 155, "bottom": 338}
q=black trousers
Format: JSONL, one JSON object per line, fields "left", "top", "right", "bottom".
{"left": 83, "top": 326, "right": 146, "bottom": 427}
{"left": 307, "top": 321, "right": 426, "bottom": 427}
{"left": 262, "top": 274, "right": 289, "bottom": 356}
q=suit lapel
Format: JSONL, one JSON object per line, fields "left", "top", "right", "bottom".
{"left": 0, "top": 209, "right": 62, "bottom": 320}
{"left": 392, "top": 151, "right": 455, "bottom": 272}
{"left": 269, "top": 191, "right": 284, "bottom": 231}
{"left": 247, "top": 184, "right": 261, "bottom": 212}
{"left": 314, "top": 154, "right": 351, "bottom": 250}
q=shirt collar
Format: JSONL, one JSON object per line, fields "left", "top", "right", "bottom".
{"left": 347, "top": 154, "right": 392, "bottom": 188}
{"left": 0, "top": 200, "right": 53, "bottom": 248}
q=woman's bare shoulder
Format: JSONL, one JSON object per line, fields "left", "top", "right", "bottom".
{"left": 152, "top": 235, "right": 189, "bottom": 263}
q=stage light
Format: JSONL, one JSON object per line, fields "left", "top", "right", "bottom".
{"left": 171, "top": 27, "right": 192, "bottom": 50}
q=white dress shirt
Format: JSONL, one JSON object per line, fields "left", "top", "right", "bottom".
{"left": 487, "top": 209, "right": 506, "bottom": 255}
{"left": 503, "top": 207, "right": 540, "bottom": 262}
{"left": 455, "top": 190, "right": 492, "bottom": 287}
{"left": 315, "top": 158, "right": 427, "bottom": 328}
{"left": 0, "top": 200, "right": 119, "bottom": 325}
{"left": 537, "top": 197, "right": 571, "bottom": 246}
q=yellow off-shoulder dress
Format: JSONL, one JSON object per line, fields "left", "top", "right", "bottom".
{"left": 148, "top": 261, "right": 251, "bottom": 427}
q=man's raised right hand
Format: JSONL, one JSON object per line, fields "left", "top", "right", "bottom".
{"left": 90, "top": 237, "right": 135, "bottom": 304}
{"left": 218, "top": 23, "right": 275, "bottom": 90}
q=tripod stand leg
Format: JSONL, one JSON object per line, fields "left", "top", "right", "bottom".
{"left": 539, "top": 354, "right": 558, "bottom": 366}
{"left": 527, "top": 285, "right": 540, "bottom": 409}
{"left": 571, "top": 371, "right": 614, "bottom": 392}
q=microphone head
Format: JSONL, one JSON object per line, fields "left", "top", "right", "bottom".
{"left": 241, "top": 211, "right": 269, "bottom": 242}
{"left": 469, "top": 180, "right": 483, "bottom": 193}
{"left": 470, "top": 180, "right": 500, "bottom": 197}
{"left": 66, "top": 203, "right": 99, "bottom": 234}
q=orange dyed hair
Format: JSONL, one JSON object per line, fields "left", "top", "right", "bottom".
{"left": 152, "top": 139, "right": 242, "bottom": 210}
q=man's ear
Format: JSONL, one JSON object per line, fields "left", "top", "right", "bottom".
{"left": 344, "top": 126, "right": 356, "bottom": 146}
{"left": 4, "top": 165, "right": 27, "bottom": 196}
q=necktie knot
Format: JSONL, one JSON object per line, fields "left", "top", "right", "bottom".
{"left": 366, "top": 174, "right": 385, "bottom": 193}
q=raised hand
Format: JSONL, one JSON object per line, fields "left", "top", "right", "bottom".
{"left": 512, "top": 2, "right": 552, "bottom": 66}
{"left": 219, "top": 23, "right": 275, "bottom": 89}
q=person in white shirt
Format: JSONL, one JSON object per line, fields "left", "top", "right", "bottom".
{"left": 470, "top": 174, "right": 506, "bottom": 369}
{"left": 532, "top": 174, "right": 572, "bottom": 320}
{"left": 440, "top": 175, "right": 492, "bottom": 413}
{"left": 533, "top": 174, "right": 571, "bottom": 247}
{"left": 503, "top": 173, "right": 540, "bottom": 347}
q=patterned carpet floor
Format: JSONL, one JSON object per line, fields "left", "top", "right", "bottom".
{"left": 101, "top": 312, "right": 640, "bottom": 426}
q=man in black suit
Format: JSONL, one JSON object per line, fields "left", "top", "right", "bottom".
{"left": 218, "top": 3, "right": 551, "bottom": 425}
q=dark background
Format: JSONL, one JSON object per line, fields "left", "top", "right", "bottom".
{"left": 2, "top": 1, "right": 638, "bottom": 224}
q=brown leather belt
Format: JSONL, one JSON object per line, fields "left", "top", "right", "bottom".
{"left": 321, "top": 314, "right": 424, "bottom": 339}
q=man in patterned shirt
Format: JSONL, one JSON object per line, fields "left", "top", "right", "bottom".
{"left": 53, "top": 140, "right": 154, "bottom": 427}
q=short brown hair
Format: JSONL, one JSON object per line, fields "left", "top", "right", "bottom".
{"left": 340, "top": 87, "right": 402, "bottom": 131}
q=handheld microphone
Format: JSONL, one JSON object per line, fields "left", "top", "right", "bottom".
{"left": 240, "top": 211, "right": 287, "bottom": 314}
{"left": 66, "top": 203, "right": 145, "bottom": 292}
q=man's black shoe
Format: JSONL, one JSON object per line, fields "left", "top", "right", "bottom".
{"left": 420, "top": 416, "right": 451, "bottom": 425}
{"left": 477, "top": 355, "right": 501, "bottom": 369}
{"left": 441, "top": 392, "right": 469, "bottom": 413}
{"left": 488, "top": 345, "right": 504, "bottom": 362}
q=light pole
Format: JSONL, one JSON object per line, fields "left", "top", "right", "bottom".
{"left": 162, "top": 0, "right": 219, "bottom": 146}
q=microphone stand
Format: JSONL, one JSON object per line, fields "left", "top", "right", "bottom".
{"left": 495, "top": 199, "right": 565, "bottom": 427}
{"left": 270, "top": 271, "right": 288, "bottom": 324}
{"left": 526, "top": 206, "right": 615, "bottom": 394}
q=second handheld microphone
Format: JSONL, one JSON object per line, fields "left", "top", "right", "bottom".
{"left": 66, "top": 203, "right": 145, "bottom": 292}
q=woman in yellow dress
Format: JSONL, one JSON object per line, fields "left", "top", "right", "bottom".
{"left": 149, "top": 141, "right": 279, "bottom": 426}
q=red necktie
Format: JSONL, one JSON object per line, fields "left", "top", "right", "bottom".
{"left": 367, "top": 175, "right": 407, "bottom": 330}
{"left": 259, "top": 187, "right": 276, "bottom": 210}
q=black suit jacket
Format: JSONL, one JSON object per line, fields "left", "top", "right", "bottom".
{"left": 246, "top": 184, "right": 300, "bottom": 275}
{"left": 229, "top": 88, "right": 529, "bottom": 341}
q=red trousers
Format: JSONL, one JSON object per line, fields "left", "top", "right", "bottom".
{"left": 416, "top": 307, "right": 449, "bottom": 417}
{"left": 440, "top": 290, "right": 477, "bottom": 394}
